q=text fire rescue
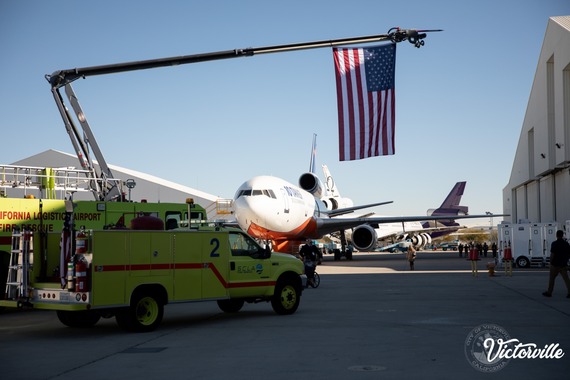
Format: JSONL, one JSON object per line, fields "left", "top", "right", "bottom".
{"left": 0, "top": 210, "right": 101, "bottom": 232}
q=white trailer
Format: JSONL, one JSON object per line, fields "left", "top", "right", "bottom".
{"left": 530, "top": 223, "right": 558, "bottom": 267}
{"left": 498, "top": 222, "right": 558, "bottom": 268}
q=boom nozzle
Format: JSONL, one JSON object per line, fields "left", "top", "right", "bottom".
{"left": 388, "top": 27, "right": 442, "bottom": 48}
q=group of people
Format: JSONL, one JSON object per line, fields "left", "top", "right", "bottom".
{"left": 297, "top": 232, "right": 570, "bottom": 298}
{"left": 457, "top": 242, "right": 498, "bottom": 258}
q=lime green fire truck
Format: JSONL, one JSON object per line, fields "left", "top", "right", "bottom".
{"left": 0, "top": 196, "right": 207, "bottom": 283}
{"left": 0, "top": 214, "right": 304, "bottom": 332}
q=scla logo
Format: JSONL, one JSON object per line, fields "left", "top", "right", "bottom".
{"left": 237, "top": 264, "right": 264, "bottom": 274}
{"left": 237, "top": 265, "right": 255, "bottom": 274}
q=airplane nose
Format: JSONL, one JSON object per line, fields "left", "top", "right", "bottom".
{"left": 233, "top": 196, "right": 255, "bottom": 222}
{"left": 233, "top": 194, "right": 269, "bottom": 228}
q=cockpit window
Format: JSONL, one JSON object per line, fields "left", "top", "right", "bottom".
{"left": 236, "top": 188, "right": 276, "bottom": 199}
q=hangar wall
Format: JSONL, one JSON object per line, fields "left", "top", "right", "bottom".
{"left": 503, "top": 16, "right": 570, "bottom": 224}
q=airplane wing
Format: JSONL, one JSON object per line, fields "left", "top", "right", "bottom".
{"left": 316, "top": 213, "right": 506, "bottom": 236}
{"left": 322, "top": 201, "right": 393, "bottom": 217}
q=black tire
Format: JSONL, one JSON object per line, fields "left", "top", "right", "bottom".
{"left": 115, "top": 291, "right": 164, "bottom": 333}
{"left": 311, "top": 272, "right": 320, "bottom": 288}
{"left": 515, "top": 256, "right": 530, "bottom": 268}
{"left": 271, "top": 276, "right": 301, "bottom": 315}
{"left": 56, "top": 310, "right": 101, "bottom": 328}
{"left": 334, "top": 249, "right": 341, "bottom": 261}
{"left": 217, "top": 299, "right": 245, "bottom": 313}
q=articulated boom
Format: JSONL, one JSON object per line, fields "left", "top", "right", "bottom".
{"left": 45, "top": 28, "right": 438, "bottom": 201}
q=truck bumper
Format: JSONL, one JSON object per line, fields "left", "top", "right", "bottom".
{"left": 0, "top": 299, "right": 90, "bottom": 311}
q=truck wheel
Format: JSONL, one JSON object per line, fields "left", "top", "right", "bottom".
{"left": 116, "top": 292, "right": 163, "bottom": 333}
{"left": 217, "top": 299, "right": 245, "bottom": 313}
{"left": 271, "top": 278, "right": 300, "bottom": 315}
{"left": 516, "top": 256, "right": 530, "bottom": 268}
{"left": 56, "top": 310, "right": 101, "bottom": 328}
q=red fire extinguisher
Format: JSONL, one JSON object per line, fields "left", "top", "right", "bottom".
{"left": 76, "top": 229, "right": 88, "bottom": 254}
{"left": 75, "top": 256, "right": 89, "bottom": 292}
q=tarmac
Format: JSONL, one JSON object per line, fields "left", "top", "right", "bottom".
{"left": 0, "top": 251, "right": 569, "bottom": 379}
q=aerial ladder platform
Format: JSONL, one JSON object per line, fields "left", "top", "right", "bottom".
{"left": 0, "top": 164, "right": 122, "bottom": 200}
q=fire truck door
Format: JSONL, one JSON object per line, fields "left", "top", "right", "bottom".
{"left": 227, "top": 232, "right": 273, "bottom": 297}
{"left": 129, "top": 232, "right": 151, "bottom": 277}
{"left": 149, "top": 232, "right": 172, "bottom": 277}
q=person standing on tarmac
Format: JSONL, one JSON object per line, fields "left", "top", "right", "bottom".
{"left": 406, "top": 244, "right": 417, "bottom": 270}
{"left": 482, "top": 242, "right": 489, "bottom": 258}
{"left": 542, "top": 230, "right": 570, "bottom": 298}
{"left": 300, "top": 241, "right": 318, "bottom": 287}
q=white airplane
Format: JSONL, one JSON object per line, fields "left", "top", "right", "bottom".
{"left": 233, "top": 173, "right": 502, "bottom": 254}
{"left": 233, "top": 134, "right": 504, "bottom": 254}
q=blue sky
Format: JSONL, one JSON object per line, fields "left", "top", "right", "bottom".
{"left": 1, "top": 1, "right": 568, "bottom": 225}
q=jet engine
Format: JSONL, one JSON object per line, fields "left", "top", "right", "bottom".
{"left": 409, "top": 233, "right": 432, "bottom": 250}
{"left": 321, "top": 196, "right": 354, "bottom": 211}
{"left": 351, "top": 224, "right": 378, "bottom": 251}
{"left": 299, "top": 172, "right": 324, "bottom": 198}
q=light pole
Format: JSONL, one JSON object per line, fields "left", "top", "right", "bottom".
{"left": 126, "top": 179, "right": 136, "bottom": 202}
{"left": 485, "top": 211, "right": 493, "bottom": 230}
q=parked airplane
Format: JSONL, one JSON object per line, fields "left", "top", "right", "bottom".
{"left": 233, "top": 174, "right": 503, "bottom": 254}
{"left": 365, "top": 181, "right": 469, "bottom": 252}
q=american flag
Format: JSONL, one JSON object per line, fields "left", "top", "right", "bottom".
{"left": 333, "top": 43, "right": 396, "bottom": 161}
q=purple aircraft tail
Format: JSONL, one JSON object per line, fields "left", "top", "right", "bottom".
{"left": 423, "top": 182, "right": 468, "bottom": 235}
{"left": 430, "top": 181, "right": 468, "bottom": 216}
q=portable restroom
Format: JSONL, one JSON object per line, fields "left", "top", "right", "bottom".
{"left": 529, "top": 223, "right": 557, "bottom": 267}
{"left": 498, "top": 222, "right": 532, "bottom": 268}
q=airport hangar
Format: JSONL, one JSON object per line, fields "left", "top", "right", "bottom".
{"left": 6, "top": 149, "right": 234, "bottom": 222}
{"left": 503, "top": 16, "right": 570, "bottom": 226}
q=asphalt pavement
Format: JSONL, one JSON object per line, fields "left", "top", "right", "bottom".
{"left": 0, "top": 250, "right": 568, "bottom": 379}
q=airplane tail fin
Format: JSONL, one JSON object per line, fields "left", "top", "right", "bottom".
{"left": 309, "top": 133, "right": 317, "bottom": 174}
{"left": 428, "top": 181, "right": 468, "bottom": 216}
{"left": 322, "top": 164, "right": 341, "bottom": 198}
